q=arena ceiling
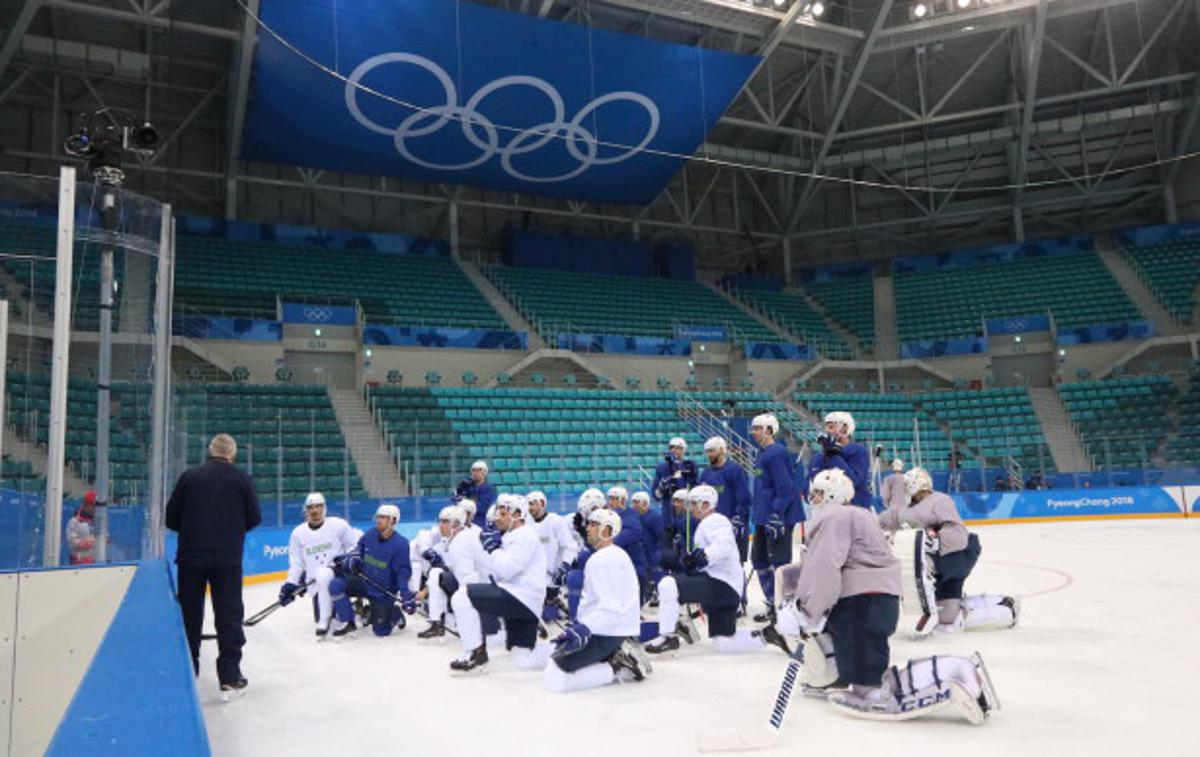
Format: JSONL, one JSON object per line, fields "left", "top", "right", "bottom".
{"left": 0, "top": 0, "right": 1196, "bottom": 272}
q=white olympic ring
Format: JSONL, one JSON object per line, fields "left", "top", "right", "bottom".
{"left": 343, "top": 53, "right": 660, "bottom": 183}
{"left": 303, "top": 307, "right": 333, "bottom": 323}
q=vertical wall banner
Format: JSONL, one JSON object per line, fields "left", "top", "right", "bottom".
{"left": 243, "top": 0, "right": 759, "bottom": 204}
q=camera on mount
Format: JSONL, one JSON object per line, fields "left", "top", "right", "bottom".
{"left": 63, "top": 107, "right": 158, "bottom": 186}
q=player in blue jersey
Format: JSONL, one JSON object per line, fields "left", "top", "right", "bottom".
{"left": 652, "top": 436, "right": 697, "bottom": 520}
{"left": 630, "top": 491, "right": 662, "bottom": 573}
{"left": 808, "top": 411, "right": 871, "bottom": 508}
{"left": 750, "top": 414, "right": 803, "bottom": 623}
{"left": 698, "top": 436, "right": 752, "bottom": 562}
{"left": 455, "top": 460, "right": 496, "bottom": 528}
{"left": 329, "top": 504, "right": 416, "bottom": 638}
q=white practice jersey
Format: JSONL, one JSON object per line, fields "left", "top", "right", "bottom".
{"left": 482, "top": 523, "right": 547, "bottom": 617}
{"left": 578, "top": 544, "right": 641, "bottom": 637}
{"left": 530, "top": 512, "right": 580, "bottom": 582}
{"left": 286, "top": 517, "right": 361, "bottom": 584}
{"left": 445, "top": 525, "right": 488, "bottom": 585}
{"left": 410, "top": 528, "right": 443, "bottom": 575}
{"left": 695, "top": 512, "right": 743, "bottom": 595}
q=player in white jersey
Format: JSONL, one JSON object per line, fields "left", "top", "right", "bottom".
{"left": 278, "top": 493, "right": 361, "bottom": 638}
{"left": 526, "top": 490, "right": 580, "bottom": 622}
{"left": 878, "top": 467, "right": 1018, "bottom": 631}
{"left": 408, "top": 525, "right": 443, "bottom": 597}
{"left": 543, "top": 509, "right": 650, "bottom": 692}
{"left": 449, "top": 494, "right": 550, "bottom": 674}
{"left": 645, "top": 485, "right": 790, "bottom": 656}
{"left": 781, "top": 469, "right": 1000, "bottom": 725}
{"left": 417, "top": 505, "right": 489, "bottom": 641}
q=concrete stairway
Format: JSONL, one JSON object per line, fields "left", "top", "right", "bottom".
{"left": 788, "top": 284, "right": 862, "bottom": 358}
{"left": 1095, "top": 236, "right": 1185, "bottom": 336}
{"left": 327, "top": 389, "right": 408, "bottom": 498}
{"left": 455, "top": 259, "right": 544, "bottom": 349}
{"left": 1028, "top": 387, "right": 1092, "bottom": 472}
{"left": 873, "top": 273, "right": 899, "bottom": 360}
{"left": 2, "top": 426, "right": 90, "bottom": 497}
{"left": 701, "top": 281, "right": 795, "bottom": 343}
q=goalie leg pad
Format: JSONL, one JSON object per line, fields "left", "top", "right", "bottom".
{"left": 801, "top": 633, "right": 839, "bottom": 688}
{"left": 892, "top": 528, "right": 938, "bottom": 639}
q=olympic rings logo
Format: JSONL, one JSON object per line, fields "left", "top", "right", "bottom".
{"left": 303, "top": 307, "right": 333, "bottom": 323}
{"left": 343, "top": 53, "right": 661, "bottom": 183}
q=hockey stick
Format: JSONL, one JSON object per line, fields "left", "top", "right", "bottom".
{"left": 243, "top": 579, "right": 315, "bottom": 627}
{"left": 697, "top": 658, "right": 801, "bottom": 752}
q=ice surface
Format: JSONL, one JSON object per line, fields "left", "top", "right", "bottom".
{"left": 200, "top": 519, "right": 1200, "bottom": 757}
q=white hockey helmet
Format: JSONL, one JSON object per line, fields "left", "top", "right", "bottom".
{"left": 631, "top": 491, "right": 651, "bottom": 505}
{"left": 671, "top": 487, "right": 690, "bottom": 504}
{"left": 526, "top": 490, "right": 547, "bottom": 506}
{"left": 458, "top": 498, "right": 477, "bottom": 522}
{"left": 751, "top": 414, "right": 780, "bottom": 436}
{"left": 704, "top": 436, "right": 727, "bottom": 453}
{"left": 471, "top": 460, "right": 489, "bottom": 475}
{"left": 904, "top": 467, "right": 934, "bottom": 499}
{"left": 891, "top": 458, "right": 904, "bottom": 472}
{"left": 577, "top": 488, "right": 605, "bottom": 517}
{"left": 668, "top": 436, "right": 688, "bottom": 452}
{"left": 438, "top": 505, "right": 467, "bottom": 529}
{"left": 606, "top": 486, "right": 629, "bottom": 504}
{"left": 375, "top": 503, "right": 401, "bottom": 523}
{"left": 688, "top": 484, "right": 719, "bottom": 514}
{"left": 808, "top": 469, "right": 854, "bottom": 507}
{"left": 505, "top": 493, "right": 529, "bottom": 520}
{"left": 485, "top": 503, "right": 499, "bottom": 525}
{"left": 824, "top": 411, "right": 856, "bottom": 437}
{"left": 587, "top": 508, "right": 623, "bottom": 539}
{"left": 304, "top": 492, "right": 326, "bottom": 508}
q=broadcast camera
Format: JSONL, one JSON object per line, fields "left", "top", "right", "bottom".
{"left": 63, "top": 108, "right": 157, "bottom": 186}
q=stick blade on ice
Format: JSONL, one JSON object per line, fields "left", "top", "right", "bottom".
{"left": 696, "top": 659, "right": 800, "bottom": 753}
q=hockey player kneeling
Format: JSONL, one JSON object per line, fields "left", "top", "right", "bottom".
{"left": 543, "top": 509, "right": 650, "bottom": 692}
{"left": 783, "top": 469, "right": 1000, "bottom": 724}
{"left": 878, "top": 468, "right": 1019, "bottom": 633}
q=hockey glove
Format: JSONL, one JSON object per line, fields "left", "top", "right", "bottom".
{"left": 455, "top": 478, "right": 474, "bottom": 497}
{"left": 421, "top": 548, "right": 445, "bottom": 569}
{"left": 553, "top": 621, "right": 592, "bottom": 652}
{"left": 278, "top": 582, "right": 300, "bottom": 606}
{"left": 480, "top": 527, "right": 502, "bottom": 553}
{"left": 766, "top": 512, "right": 786, "bottom": 541}
{"left": 333, "top": 553, "right": 364, "bottom": 576}
{"left": 400, "top": 596, "right": 418, "bottom": 615}
{"left": 817, "top": 433, "right": 842, "bottom": 457}
{"left": 682, "top": 547, "right": 709, "bottom": 572}
{"left": 553, "top": 561, "right": 572, "bottom": 586}
{"left": 731, "top": 513, "right": 748, "bottom": 541}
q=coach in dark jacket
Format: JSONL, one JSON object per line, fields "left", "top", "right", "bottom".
{"left": 166, "top": 433, "right": 262, "bottom": 694}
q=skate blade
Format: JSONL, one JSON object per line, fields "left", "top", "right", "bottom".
{"left": 697, "top": 728, "right": 777, "bottom": 752}
{"left": 623, "top": 641, "right": 653, "bottom": 676}
{"left": 220, "top": 688, "right": 247, "bottom": 703}
{"left": 972, "top": 650, "right": 1001, "bottom": 712}
{"left": 948, "top": 682, "right": 987, "bottom": 725}
{"left": 448, "top": 665, "right": 489, "bottom": 678}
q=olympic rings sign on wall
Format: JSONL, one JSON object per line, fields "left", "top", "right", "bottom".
{"left": 343, "top": 52, "right": 661, "bottom": 183}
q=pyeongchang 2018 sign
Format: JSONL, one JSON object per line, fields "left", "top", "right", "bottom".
{"left": 242, "top": 0, "right": 758, "bottom": 204}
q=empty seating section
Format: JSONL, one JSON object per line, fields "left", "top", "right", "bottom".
{"left": 1124, "top": 240, "right": 1199, "bottom": 322}
{"left": 794, "top": 392, "right": 953, "bottom": 462}
{"left": 733, "top": 289, "right": 849, "bottom": 358}
{"left": 6, "top": 372, "right": 145, "bottom": 497}
{"left": 175, "top": 237, "right": 504, "bottom": 328}
{"left": 1165, "top": 371, "right": 1200, "bottom": 465}
{"left": 176, "top": 384, "right": 366, "bottom": 501}
{"left": 484, "top": 265, "right": 778, "bottom": 342}
{"left": 916, "top": 388, "right": 1051, "bottom": 472}
{"left": 1, "top": 459, "right": 42, "bottom": 492}
{"left": 0, "top": 222, "right": 124, "bottom": 331}
{"left": 1060, "top": 376, "right": 1176, "bottom": 469}
{"left": 804, "top": 277, "right": 876, "bottom": 352}
{"left": 895, "top": 253, "right": 1139, "bottom": 342}
{"left": 368, "top": 386, "right": 788, "bottom": 492}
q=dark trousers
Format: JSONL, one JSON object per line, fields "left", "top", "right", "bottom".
{"left": 467, "top": 583, "right": 539, "bottom": 650}
{"left": 177, "top": 563, "right": 245, "bottom": 685}
{"left": 751, "top": 524, "right": 794, "bottom": 569}
{"left": 826, "top": 593, "right": 900, "bottom": 686}
{"left": 676, "top": 574, "right": 741, "bottom": 637}
{"left": 552, "top": 634, "right": 625, "bottom": 672}
{"left": 933, "top": 533, "right": 982, "bottom": 601}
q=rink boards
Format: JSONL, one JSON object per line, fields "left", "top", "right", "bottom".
{"left": 217, "top": 485, "right": 1200, "bottom": 582}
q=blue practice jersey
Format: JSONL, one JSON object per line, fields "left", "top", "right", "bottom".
{"left": 613, "top": 507, "right": 647, "bottom": 576}
{"left": 698, "top": 461, "right": 752, "bottom": 525}
{"left": 459, "top": 481, "right": 496, "bottom": 528}
{"left": 807, "top": 442, "right": 871, "bottom": 507}
{"left": 638, "top": 507, "right": 664, "bottom": 569}
{"left": 355, "top": 529, "right": 413, "bottom": 601}
{"left": 753, "top": 442, "right": 804, "bottom": 525}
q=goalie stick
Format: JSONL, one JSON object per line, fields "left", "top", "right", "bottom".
{"left": 697, "top": 658, "right": 801, "bottom": 752}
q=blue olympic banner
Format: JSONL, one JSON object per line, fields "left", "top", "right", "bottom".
{"left": 243, "top": 0, "right": 758, "bottom": 204}
{"left": 281, "top": 303, "right": 356, "bottom": 326}
{"left": 674, "top": 325, "right": 728, "bottom": 342}
{"left": 364, "top": 325, "right": 528, "bottom": 351}
{"left": 894, "top": 235, "right": 1093, "bottom": 274}
{"left": 986, "top": 314, "right": 1051, "bottom": 336}
{"left": 745, "top": 342, "right": 818, "bottom": 361}
{"left": 1114, "top": 220, "right": 1200, "bottom": 246}
{"left": 556, "top": 333, "right": 692, "bottom": 356}
{"left": 952, "top": 486, "right": 1185, "bottom": 521}
{"left": 177, "top": 214, "right": 447, "bottom": 256}
{"left": 901, "top": 337, "right": 986, "bottom": 359}
{"left": 1056, "top": 320, "right": 1153, "bottom": 345}
{"left": 173, "top": 316, "right": 282, "bottom": 342}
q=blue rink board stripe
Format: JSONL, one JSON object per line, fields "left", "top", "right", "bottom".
{"left": 47, "top": 560, "right": 211, "bottom": 757}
